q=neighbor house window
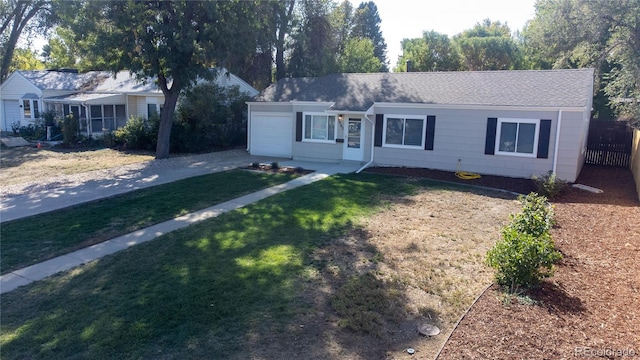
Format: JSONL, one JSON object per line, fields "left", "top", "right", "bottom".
{"left": 303, "top": 113, "right": 336, "bottom": 142}
{"left": 22, "top": 100, "right": 39, "bottom": 118}
{"left": 495, "top": 118, "right": 539, "bottom": 157}
{"left": 90, "top": 104, "right": 127, "bottom": 132}
{"left": 147, "top": 103, "right": 159, "bottom": 117}
{"left": 383, "top": 115, "right": 426, "bottom": 148}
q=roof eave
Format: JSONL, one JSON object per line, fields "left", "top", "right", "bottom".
{"left": 372, "top": 102, "right": 589, "bottom": 112}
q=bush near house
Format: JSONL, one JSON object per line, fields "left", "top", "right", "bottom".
{"left": 113, "top": 115, "right": 158, "bottom": 151}
{"left": 486, "top": 193, "right": 562, "bottom": 290}
{"left": 172, "top": 83, "right": 251, "bottom": 153}
{"left": 109, "top": 83, "right": 250, "bottom": 153}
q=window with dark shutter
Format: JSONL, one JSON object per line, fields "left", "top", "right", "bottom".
{"left": 537, "top": 119, "right": 552, "bottom": 159}
{"left": 425, "top": 115, "right": 436, "bottom": 150}
{"left": 374, "top": 114, "right": 383, "bottom": 147}
{"left": 295, "top": 112, "right": 303, "bottom": 142}
{"left": 485, "top": 118, "right": 498, "bottom": 155}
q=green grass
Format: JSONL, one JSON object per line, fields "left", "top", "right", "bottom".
{"left": 0, "top": 173, "right": 436, "bottom": 359}
{"left": 0, "top": 170, "right": 298, "bottom": 274}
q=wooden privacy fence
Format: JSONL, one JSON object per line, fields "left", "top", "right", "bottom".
{"left": 585, "top": 121, "right": 634, "bottom": 167}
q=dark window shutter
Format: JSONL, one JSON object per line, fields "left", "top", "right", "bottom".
{"left": 485, "top": 117, "right": 497, "bottom": 155}
{"left": 374, "top": 114, "right": 383, "bottom": 147}
{"left": 295, "top": 112, "right": 303, "bottom": 142}
{"left": 425, "top": 115, "right": 436, "bottom": 150}
{"left": 537, "top": 119, "right": 552, "bottom": 159}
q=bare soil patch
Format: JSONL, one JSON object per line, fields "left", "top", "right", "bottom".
{"left": 438, "top": 165, "right": 640, "bottom": 359}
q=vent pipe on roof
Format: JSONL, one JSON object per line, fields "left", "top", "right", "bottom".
{"left": 406, "top": 60, "right": 412, "bottom": 72}
{"left": 47, "top": 68, "right": 79, "bottom": 73}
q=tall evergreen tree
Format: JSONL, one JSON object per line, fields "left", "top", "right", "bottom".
{"left": 288, "top": 0, "right": 337, "bottom": 77}
{"left": 351, "top": 1, "right": 387, "bottom": 71}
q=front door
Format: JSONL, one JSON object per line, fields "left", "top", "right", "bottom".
{"left": 343, "top": 117, "right": 364, "bottom": 161}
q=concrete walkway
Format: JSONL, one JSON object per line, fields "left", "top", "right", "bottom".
{"left": 0, "top": 160, "right": 360, "bottom": 294}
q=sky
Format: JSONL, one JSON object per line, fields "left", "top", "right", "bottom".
{"left": 352, "top": 0, "right": 538, "bottom": 69}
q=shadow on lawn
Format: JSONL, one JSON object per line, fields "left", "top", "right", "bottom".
{"left": 0, "top": 173, "right": 439, "bottom": 359}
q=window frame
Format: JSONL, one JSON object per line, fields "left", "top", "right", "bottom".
{"left": 22, "top": 99, "right": 39, "bottom": 119}
{"left": 382, "top": 114, "right": 426, "bottom": 149}
{"left": 302, "top": 112, "right": 337, "bottom": 143}
{"left": 495, "top": 118, "right": 540, "bottom": 158}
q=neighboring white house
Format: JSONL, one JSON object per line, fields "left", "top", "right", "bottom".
{"left": 247, "top": 69, "right": 595, "bottom": 182}
{"left": 0, "top": 68, "right": 259, "bottom": 135}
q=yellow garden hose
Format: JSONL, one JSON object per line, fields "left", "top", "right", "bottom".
{"left": 455, "top": 160, "right": 481, "bottom": 180}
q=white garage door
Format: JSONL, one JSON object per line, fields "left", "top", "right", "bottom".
{"left": 2, "top": 100, "right": 21, "bottom": 131}
{"left": 250, "top": 113, "right": 293, "bottom": 157}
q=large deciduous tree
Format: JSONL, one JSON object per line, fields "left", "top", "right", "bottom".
{"left": 454, "top": 19, "right": 521, "bottom": 71}
{"left": 0, "top": 0, "right": 52, "bottom": 82}
{"left": 63, "top": 0, "right": 255, "bottom": 159}
{"left": 524, "top": 0, "right": 640, "bottom": 119}
{"left": 395, "top": 30, "right": 462, "bottom": 72}
{"left": 337, "top": 37, "right": 381, "bottom": 73}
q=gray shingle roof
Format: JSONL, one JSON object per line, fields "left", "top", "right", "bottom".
{"left": 19, "top": 71, "right": 112, "bottom": 92}
{"left": 255, "top": 69, "right": 595, "bottom": 111}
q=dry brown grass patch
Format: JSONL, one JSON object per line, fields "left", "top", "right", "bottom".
{"left": 294, "top": 186, "right": 520, "bottom": 359}
{"left": 0, "top": 147, "right": 154, "bottom": 187}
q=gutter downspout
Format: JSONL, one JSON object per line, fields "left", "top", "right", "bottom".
{"left": 356, "top": 106, "right": 375, "bottom": 173}
{"left": 246, "top": 103, "right": 251, "bottom": 152}
{"left": 552, "top": 110, "right": 563, "bottom": 175}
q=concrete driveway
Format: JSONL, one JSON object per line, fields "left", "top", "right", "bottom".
{"left": 0, "top": 150, "right": 280, "bottom": 222}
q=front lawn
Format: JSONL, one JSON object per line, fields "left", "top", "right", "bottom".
{"left": 0, "top": 170, "right": 298, "bottom": 274}
{"left": 0, "top": 174, "right": 518, "bottom": 359}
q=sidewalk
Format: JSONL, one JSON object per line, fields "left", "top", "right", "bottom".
{"left": 0, "top": 161, "right": 361, "bottom": 294}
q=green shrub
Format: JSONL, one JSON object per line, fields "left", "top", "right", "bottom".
{"left": 61, "top": 114, "right": 79, "bottom": 145}
{"left": 11, "top": 118, "right": 46, "bottom": 141}
{"left": 270, "top": 162, "right": 279, "bottom": 170}
{"left": 486, "top": 227, "right": 562, "bottom": 289}
{"left": 532, "top": 170, "right": 567, "bottom": 200}
{"left": 114, "top": 115, "right": 156, "bottom": 150}
{"left": 486, "top": 192, "right": 561, "bottom": 290}
{"left": 510, "top": 193, "right": 555, "bottom": 238}
{"left": 173, "top": 83, "right": 251, "bottom": 152}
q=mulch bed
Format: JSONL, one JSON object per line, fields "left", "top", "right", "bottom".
{"left": 364, "top": 167, "right": 537, "bottom": 195}
{"left": 435, "top": 165, "right": 640, "bottom": 359}
{"left": 364, "top": 165, "right": 639, "bottom": 359}
{"left": 243, "top": 163, "right": 314, "bottom": 175}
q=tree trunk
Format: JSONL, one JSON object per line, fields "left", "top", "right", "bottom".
{"left": 155, "top": 89, "right": 180, "bottom": 159}
{"left": 0, "top": 1, "right": 43, "bottom": 83}
{"left": 275, "top": 0, "right": 295, "bottom": 81}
